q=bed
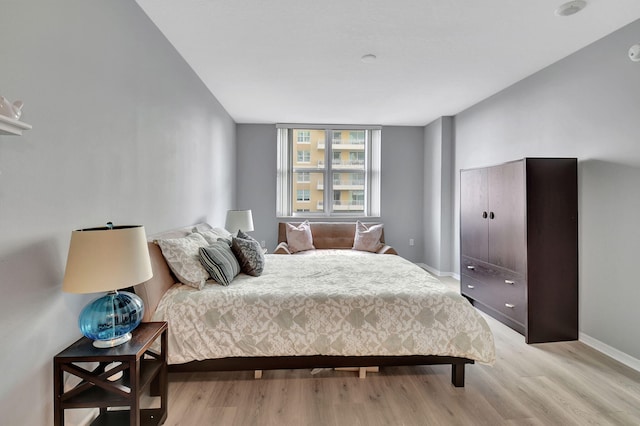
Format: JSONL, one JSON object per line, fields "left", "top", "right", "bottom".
{"left": 134, "top": 223, "right": 495, "bottom": 387}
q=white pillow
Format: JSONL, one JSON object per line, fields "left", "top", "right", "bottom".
{"left": 157, "top": 233, "right": 210, "bottom": 289}
{"left": 285, "top": 220, "right": 315, "bottom": 253}
{"left": 352, "top": 221, "right": 384, "bottom": 253}
{"left": 194, "top": 227, "right": 233, "bottom": 245}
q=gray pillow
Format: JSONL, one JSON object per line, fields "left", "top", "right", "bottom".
{"left": 231, "top": 234, "right": 264, "bottom": 276}
{"left": 199, "top": 241, "right": 241, "bottom": 286}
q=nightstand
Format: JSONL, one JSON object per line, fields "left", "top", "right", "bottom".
{"left": 54, "top": 322, "right": 168, "bottom": 426}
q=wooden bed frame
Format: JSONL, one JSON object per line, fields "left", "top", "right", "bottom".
{"left": 134, "top": 223, "right": 474, "bottom": 387}
{"left": 167, "top": 355, "right": 473, "bottom": 387}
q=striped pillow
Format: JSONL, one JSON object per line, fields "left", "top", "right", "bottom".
{"left": 199, "top": 241, "right": 241, "bottom": 286}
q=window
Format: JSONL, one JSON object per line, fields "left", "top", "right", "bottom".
{"left": 296, "top": 189, "right": 310, "bottom": 202}
{"left": 296, "top": 150, "right": 310, "bottom": 163}
{"left": 332, "top": 131, "right": 342, "bottom": 144}
{"left": 349, "top": 131, "right": 365, "bottom": 145}
{"left": 349, "top": 151, "right": 365, "bottom": 165}
{"left": 333, "top": 151, "right": 341, "bottom": 164}
{"left": 277, "top": 125, "right": 381, "bottom": 217}
{"left": 297, "top": 130, "right": 310, "bottom": 143}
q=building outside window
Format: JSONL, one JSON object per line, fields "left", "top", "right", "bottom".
{"left": 297, "top": 150, "right": 311, "bottom": 163}
{"left": 276, "top": 126, "right": 381, "bottom": 217}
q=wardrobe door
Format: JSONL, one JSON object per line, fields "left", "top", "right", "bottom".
{"left": 460, "top": 168, "right": 488, "bottom": 261}
{"left": 487, "top": 161, "right": 526, "bottom": 273}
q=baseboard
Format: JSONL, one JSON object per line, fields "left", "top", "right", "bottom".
{"left": 415, "top": 263, "right": 459, "bottom": 280}
{"left": 579, "top": 332, "right": 640, "bottom": 373}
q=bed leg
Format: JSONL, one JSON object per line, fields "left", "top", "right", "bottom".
{"left": 451, "top": 363, "right": 465, "bottom": 387}
{"left": 359, "top": 367, "right": 367, "bottom": 379}
{"left": 334, "top": 366, "right": 379, "bottom": 378}
{"left": 254, "top": 370, "right": 263, "bottom": 379}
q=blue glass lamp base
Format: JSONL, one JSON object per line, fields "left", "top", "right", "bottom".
{"left": 92, "top": 332, "right": 132, "bottom": 348}
{"left": 78, "top": 290, "right": 145, "bottom": 348}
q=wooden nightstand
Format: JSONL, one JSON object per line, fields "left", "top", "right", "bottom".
{"left": 53, "top": 322, "right": 168, "bottom": 426}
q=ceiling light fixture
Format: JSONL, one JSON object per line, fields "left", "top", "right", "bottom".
{"left": 555, "top": 0, "right": 587, "bottom": 17}
{"left": 361, "top": 54, "right": 377, "bottom": 63}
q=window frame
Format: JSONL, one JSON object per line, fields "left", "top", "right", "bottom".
{"left": 276, "top": 124, "right": 381, "bottom": 218}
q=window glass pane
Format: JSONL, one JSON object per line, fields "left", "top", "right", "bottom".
{"left": 292, "top": 171, "right": 324, "bottom": 213}
{"left": 332, "top": 171, "right": 365, "bottom": 212}
{"left": 347, "top": 151, "right": 365, "bottom": 168}
{"left": 332, "top": 151, "right": 342, "bottom": 167}
{"left": 293, "top": 128, "right": 324, "bottom": 169}
{"left": 349, "top": 131, "right": 365, "bottom": 144}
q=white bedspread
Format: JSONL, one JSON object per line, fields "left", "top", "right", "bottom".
{"left": 152, "top": 253, "right": 495, "bottom": 365}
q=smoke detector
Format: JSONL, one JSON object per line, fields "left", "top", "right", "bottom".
{"left": 629, "top": 44, "right": 640, "bottom": 62}
{"left": 555, "top": 1, "right": 587, "bottom": 17}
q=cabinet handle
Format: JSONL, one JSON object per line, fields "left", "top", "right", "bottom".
{"left": 489, "top": 212, "right": 495, "bottom": 219}
{"left": 467, "top": 285, "right": 475, "bottom": 289}
{"left": 505, "top": 303, "right": 515, "bottom": 309}
{"left": 466, "top": 265, "right": 475, "bottom": 270}
{"left": 504, "top": 280, "right": 515, "bottom": 285}
{"left": 482, "top": 211, "right": 488, "bottom": 219}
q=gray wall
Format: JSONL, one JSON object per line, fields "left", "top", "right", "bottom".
{"left": 236, "top": 125, "right": 425, "bottom": 261}
{"left": 452, "top": 19, "right": 640, "bottom": 360}
{"left": 0, "top": 1, "right": 236, "bottom": 425}
{"left": 236, "top": 124, "right": 278, "bottom": 248}
{"left": 423, "top": 117, "right": 455, "bottom": 275}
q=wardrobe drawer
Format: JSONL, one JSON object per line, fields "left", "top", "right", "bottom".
{"left": 461, "top": 257, "right": 493, "bottom": 282}
{"left": 460, "top": 274, "right": 492, "bottom": 303}
{"left": 492, "top": 291, "right": 526, "bottom": 326}
{"left": 461, "top": 257, "right": 526, "bottom": 325}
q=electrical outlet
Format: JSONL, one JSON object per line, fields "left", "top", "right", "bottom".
{"left": 409, "top": 238, "right": 415, "bottom": 246}
{"left": 261, "top": 240, "right": 266, "bottom": 248}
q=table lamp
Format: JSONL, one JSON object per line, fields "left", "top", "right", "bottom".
{"left": 225, "top": 209, "right": 254, "bottom": 234}
{"left": 62, "top": 223, "right": 153, "bottom": 348}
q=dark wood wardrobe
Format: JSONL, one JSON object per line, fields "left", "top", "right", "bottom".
{"left": 460, "top": 158, "right": 578, "bottom": 343}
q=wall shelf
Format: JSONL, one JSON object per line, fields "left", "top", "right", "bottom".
{"left": 0, "top": 115, "right": 32, "bottom": 135}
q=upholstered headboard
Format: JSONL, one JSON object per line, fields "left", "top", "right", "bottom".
{"left": 133, "top": 223, "right": 212, "bottom": 322}
{"left": 277, "top": 222, "right": 386, "bottom": 249}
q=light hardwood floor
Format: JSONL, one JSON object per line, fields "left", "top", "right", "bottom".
{"left": 154, "top": 277, "right": 640, "bottom": 425}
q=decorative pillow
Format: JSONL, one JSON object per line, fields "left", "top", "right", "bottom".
{"left": 273, "top": 241, "right": 292, "bottom": 255}
{"left": 285, "top": 220, "right": 315, "bottom": 253}
{"left": 353, "top": 221, "right": 384, "bottom": 253}
{"left": 156, "top": 233, "right": 210, "bottom": 290}
{"left": 199, "top": 241, "right": 240, "bottom": 286}
{"left": 231, "top": 234, "right": 265, "bottom": 276}
{"left": 194, "top": 227, "right": 233, "bottom": 246}
{"left": 237, "top": 229, "right": 257, "bottom": 242}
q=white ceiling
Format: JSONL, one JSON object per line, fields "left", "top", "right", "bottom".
{"left": 135, "top": 0, "right": 640, "bottom": 126}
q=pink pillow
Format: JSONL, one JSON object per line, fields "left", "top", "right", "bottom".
{"left": 353, "top": 221, "right": 384, "bottom": 252}
{"left": 286, "top": 221, "right": 315, "bottom": 253}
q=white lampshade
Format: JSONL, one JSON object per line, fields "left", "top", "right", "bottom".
{"left": 225, "top": 210, "right": 254, "bottom": 233}
{"left": 63, "top": 225, "right": 153, "bottom": 294}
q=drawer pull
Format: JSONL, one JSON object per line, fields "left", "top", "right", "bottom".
{"left": 505, "top": 280, "right": 515, "bottom": 285}
{"left": 505, "top": 303, "right": 515, "bottom": 309}
{"left": 467, "top": 285, "right": 475, "bottom": 289}
{"left": 466, "top": 265, "right": 475, "bottom": 270}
